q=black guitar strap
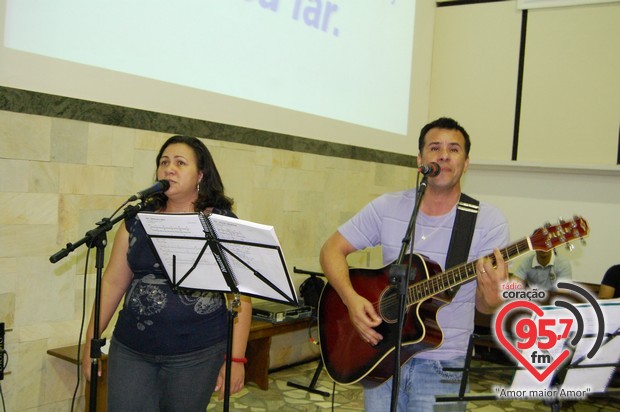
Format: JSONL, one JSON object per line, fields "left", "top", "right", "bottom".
{"left": 444, "top": 193, "right": 480, "bottom": 297}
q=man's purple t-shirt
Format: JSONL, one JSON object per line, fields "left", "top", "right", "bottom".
{"left": 338, "top": 188, "right": 509, "bottom": 360}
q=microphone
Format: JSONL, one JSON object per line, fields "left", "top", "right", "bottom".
{"left": 418, "top": 162, "right": 440, "bottom": 177}
{"left": 128, "top": 180, "right": 170, "bottom": 201}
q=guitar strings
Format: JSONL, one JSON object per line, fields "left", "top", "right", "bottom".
{"left": 370, "top": 239, "right": 531, "bottom": 318}
{"left": 369, "top": 218, "right": 588, "bottom": 317}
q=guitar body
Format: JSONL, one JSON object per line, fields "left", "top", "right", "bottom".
{"left": 317, "top": 217, "right": 590, "bottom": 388}
{"left": 318, "top": 253, "right": 448, "bottom": 387}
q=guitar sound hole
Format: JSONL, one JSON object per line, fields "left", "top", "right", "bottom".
{"left": 379, "top": 287, "right": 400, "bottom": 324}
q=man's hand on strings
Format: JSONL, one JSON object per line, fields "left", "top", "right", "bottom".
{"left": 345, "top": 293, "right": 383, "bottom": 346}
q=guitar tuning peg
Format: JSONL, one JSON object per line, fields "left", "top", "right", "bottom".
{"left": 580, "top": 238, "right": 587, "bottom": 246}
{"left": 558, "top": 216, "right": 565, "bottom": 223}
{"left": 565, "top": 243, "right": 575, "bottom": 252}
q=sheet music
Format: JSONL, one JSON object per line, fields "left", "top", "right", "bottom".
{"left": 208, "top": 213, "right": 279, "bottom": 246}
{"left": 509, "top": 299, "right": 620, "bottom": 393}
{"left": 137, "top": 212, "right": 227, "bottom": 291}
{"left": 138, "top": 212, "right": 298, "bottom": 304}
{"left": 561, "top": 299, "right": 620, "bottom": 393}
{"left": 562, "top": 335, "right": 620, "bottom": 393}
{"left": 137, "top": 212, "right": 207, "bottom": 237}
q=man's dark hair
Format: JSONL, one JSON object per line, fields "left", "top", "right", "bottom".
{"left": 418, "top": 117, "right": 471, "bottom": 155}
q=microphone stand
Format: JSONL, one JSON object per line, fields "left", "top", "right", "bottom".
{"left": 388, "top": 175, "right": 429, "bottom": 412}
{"left": 223, "top": 294, "right": 241, "bottom": 412}
{"left": 49, "top": 201, "right": 149, "bottom": 412}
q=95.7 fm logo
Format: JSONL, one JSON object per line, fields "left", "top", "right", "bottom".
{"left": 485, "top": 217, "right": 620, "bottom": 400}
{"left": 493, "top": 281, "right": 605, "bottom": 383}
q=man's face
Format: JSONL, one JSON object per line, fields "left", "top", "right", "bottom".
{"left": 536, "top": 250, "right": 553, "bottom": 265}
{"left": 417, "top": 128, "right": 469, "bottom": 189}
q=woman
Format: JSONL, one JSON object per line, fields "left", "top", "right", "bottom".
{"left": 82, "top": 135, "right": 251, "bottom": 411}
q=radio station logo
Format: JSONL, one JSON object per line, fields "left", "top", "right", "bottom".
{"left": 492, "top": 281, "right": 608, "bottom": 400}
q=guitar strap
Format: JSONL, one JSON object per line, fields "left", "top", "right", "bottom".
{"left": 444, "top": 193, "right": 480, "bottom": 298}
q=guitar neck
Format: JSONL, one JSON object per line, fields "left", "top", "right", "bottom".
{"left": 408, "top": 237, "right": 531, "bottom": 303}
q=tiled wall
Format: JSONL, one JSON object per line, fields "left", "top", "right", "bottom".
{"left": 0, "top": 108, "right": 416, "bottom": 410}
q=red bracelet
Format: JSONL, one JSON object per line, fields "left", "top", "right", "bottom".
{"left": 225, "top": 355, "right": 248, "bottom": 364}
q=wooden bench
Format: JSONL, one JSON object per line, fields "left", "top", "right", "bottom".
{"left": 47, "top": 317, "right": 313, "bottom": 411}
{"left": 244, "top": 318, "right": 313, "bottom": 390}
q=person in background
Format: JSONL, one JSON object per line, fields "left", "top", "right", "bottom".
{"left": 599, "top": 264, "right": 620, "bottom": 299}
{"left": 81, "top": 135, "right": 251, "bottom": 411}
{"left": 513, "top": 249, "right": 572, "bottom": 291}
{"left": 599, "top": 264, "right": 620, "bottom": 387}
{"left": 320, "top": 117, "right": 509, "bottom": 411}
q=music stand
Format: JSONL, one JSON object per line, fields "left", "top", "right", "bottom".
{"left": 138, "top": 211, "right": 299, "bottom": 411}
{"left": 285, "top": 267, "right": 330, "bottom": 397}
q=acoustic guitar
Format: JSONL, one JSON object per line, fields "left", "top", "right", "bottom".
{"left": 318, "top": 217, "right": 589, "bottom": 387}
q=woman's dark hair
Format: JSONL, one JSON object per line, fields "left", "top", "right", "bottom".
{"left": 151, "top": 135, "right": 234, "bottom": 212}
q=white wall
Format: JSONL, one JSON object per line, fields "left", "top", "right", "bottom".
{"left": 430, "top": 0, "right": 620, "bottom": 284}
{"left": 430, "top": 0, "right": 620, "bottom": 166}
{"left": 430, "top": 1, "right": 522, "bottom": 162}
{"left": 464, "top": 162, "right": 620, "bottom": 283}
{"left": 518, "top": 4, "right": 620, "bottom": 165}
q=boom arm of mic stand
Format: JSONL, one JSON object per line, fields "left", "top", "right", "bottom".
{"left": 388, "top": 177, "right": 428, "bottom": 412}
{"left": 49, "top": 202, "right": 146, "bottom": 263}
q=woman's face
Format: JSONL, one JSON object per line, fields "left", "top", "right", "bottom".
{"left": 157, "top": 143, "right": 203, "bottom": 201}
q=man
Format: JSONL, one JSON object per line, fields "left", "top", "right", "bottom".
{"left": 598, "top": 264, "right": 620, "bottom": 299}
{"left": 320, "top": 117, "right": 509, "bottom": 411}
{"left": 514, "top": 250, "right": 572, "bottom": 291}
{"left": 598, "top": 264, "right": 620, "bottom": 387}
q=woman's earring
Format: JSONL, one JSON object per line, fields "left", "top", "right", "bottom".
{"left": 197, "top": 182, "right": 200, "bottom": 193}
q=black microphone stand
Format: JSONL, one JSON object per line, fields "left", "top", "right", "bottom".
{"left": 223, "top": 294, "right": 241, "bottom": 412}
{"left": 387, "top": 175, "right": 429, "bottom": 412}
{"left": 49, "top": 201, "right": 149, "bottom": 412}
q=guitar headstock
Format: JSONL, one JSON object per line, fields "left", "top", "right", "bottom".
{"left": 529, "top": 216, "right": 589, "bottom": 252}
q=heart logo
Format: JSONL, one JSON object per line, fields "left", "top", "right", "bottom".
{"left": 494, "top": 300, "right": 571, "bottom": 382}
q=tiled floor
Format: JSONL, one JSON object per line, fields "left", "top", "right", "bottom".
{"left": 209, "top": 360, "right": 362, "bottom": 411}
{"left": 208, "top": 356, "right": 620, "bottom": 411}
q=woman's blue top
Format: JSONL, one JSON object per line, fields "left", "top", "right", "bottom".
{"left": 112, "top": 210, "right": 230, "bottom": 355}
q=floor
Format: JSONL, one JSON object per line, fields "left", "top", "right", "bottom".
{"left": 207, "top": 353, "right": 620, "bottom": 411}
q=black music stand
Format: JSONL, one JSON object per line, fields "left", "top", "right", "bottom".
{"left": 139, "top": 211, "right": 299, "bottom": 412}
{"left": 286, "top": 358, "right": 331, "bottom": 397}
{"left": 284, "top": 266, "right": 330, "bottom": 397}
